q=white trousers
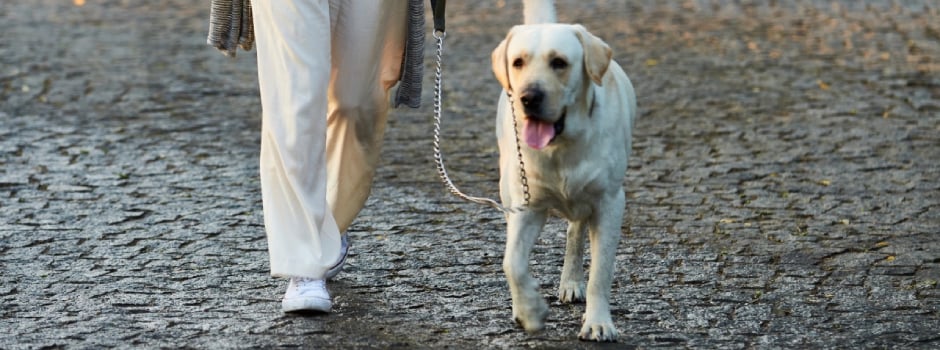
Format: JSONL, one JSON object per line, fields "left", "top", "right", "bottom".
{"left": 252, "top": 0, "right": 408, "bottom": 278}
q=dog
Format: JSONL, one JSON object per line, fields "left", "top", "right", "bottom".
{"left": 490, "top": 5, "right": 636, "bottom": 342}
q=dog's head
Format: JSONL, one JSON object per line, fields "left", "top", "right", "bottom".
{"left": 492, "top": 24, "right": 612, "bottom": 149}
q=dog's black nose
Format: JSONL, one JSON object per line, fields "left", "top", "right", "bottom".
{"left": 519, "top": 88, "right": 544, "bottom": 114}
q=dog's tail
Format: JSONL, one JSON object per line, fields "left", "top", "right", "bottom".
{"left": 523, "top": 0, "right": 557, "bottom": 24}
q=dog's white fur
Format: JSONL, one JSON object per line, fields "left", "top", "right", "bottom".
{"left": 491, "top": 2, "right": 636, "bottom": 342}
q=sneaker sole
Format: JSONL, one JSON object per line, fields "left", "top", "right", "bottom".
{"left": 325, "top": 235, "right": 348, "bottom": 280}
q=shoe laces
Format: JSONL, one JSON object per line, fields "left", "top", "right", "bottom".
{"left": 292, "top": 278, "right": 327, "bottom": 295}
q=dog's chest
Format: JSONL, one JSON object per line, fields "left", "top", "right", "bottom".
{"left": 527, "top": 161, "right": 610, "bottom": 220}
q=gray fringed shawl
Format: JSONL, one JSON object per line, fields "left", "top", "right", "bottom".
{"left": 206, "top": 0, "right": 254, "bottom": 56}
{"left": 206, "top": 0, "right": 426, "bottom": 109}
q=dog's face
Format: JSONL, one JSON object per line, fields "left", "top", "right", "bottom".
{"left": 492, "top": 24, "right": 612, "bottom": 149}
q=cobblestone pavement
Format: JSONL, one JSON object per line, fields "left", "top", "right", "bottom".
{"left": 2, "top": 1, "right": 938, "bottom": 349}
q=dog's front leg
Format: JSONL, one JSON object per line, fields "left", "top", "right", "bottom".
{"left": 579, "top": 192, "right": 625, "bottom": 342}
{"left": 559, "top": 220, "right": 586, "bottom": 303}
{"left": 503, "top": 210, "right": 549, "bottom": 332}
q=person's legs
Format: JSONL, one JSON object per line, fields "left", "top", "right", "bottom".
{"left": 253, "top": 1, "right": 341, "bottom": 282}
{"left": 252, "top": 0, "right": 408, "bottom": 313}
{"left": 326, "top": 0, "right": 408, "bottom": 232}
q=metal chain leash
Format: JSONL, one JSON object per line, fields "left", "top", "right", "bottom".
{"left": 431, "top": 30, "right": 529, "bottom": 214}
{"left": 505, "top": 90, "right": 531, "bottom": 208}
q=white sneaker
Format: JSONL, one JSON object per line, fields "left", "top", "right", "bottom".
{"left": 282, "top": 278, "right": 331, "bottom": 313}
{"left": 325, "top": 234, "right": 348, "bottom": 280}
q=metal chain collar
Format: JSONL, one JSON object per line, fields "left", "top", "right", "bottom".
{"left": 431, "top": 31, "right": 529, "bottom": 214}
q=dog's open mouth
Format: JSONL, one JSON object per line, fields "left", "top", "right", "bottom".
{"left": 522, "top": 108, "right": 566, "bottom": 150}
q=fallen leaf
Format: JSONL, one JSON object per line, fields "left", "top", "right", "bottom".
{"left": 917, "top": 279, "right": 938, "bottom": 289}
{"left": 645, "top": 58, "right": 659, "bottom": 67}
{"left": 817, "top": 80, "right": 830, "bottom": 90}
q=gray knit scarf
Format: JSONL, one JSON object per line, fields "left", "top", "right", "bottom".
{"left": 207, "top": 0, "right": 425, "bottom": 109}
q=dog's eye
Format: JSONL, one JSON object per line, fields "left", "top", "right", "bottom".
{"left": 512, "top": 58, "right": 524, "bottom": 69}
{"left": 550, "top": 58, "right": 568, "bottom": 70}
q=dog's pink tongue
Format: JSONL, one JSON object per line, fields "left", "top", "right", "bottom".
{"left": 523, "top": 119, "right": 555, "bottom": 150}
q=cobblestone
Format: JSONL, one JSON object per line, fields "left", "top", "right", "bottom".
{"left": 2, "top": 0, "right": 939, "bottom": 349}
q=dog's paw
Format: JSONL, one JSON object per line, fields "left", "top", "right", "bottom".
{"left": 558, "top": 281, "right": 585, "bottom": 303}
{"left": 512, "top": 298, "right": 549, "bottom": 332}
{"left": 578, "top": 317, "right": 618, "bottom": 342}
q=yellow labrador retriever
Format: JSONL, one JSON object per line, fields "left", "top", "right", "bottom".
{"left": 491, "top": 20, "right": 636, "bottom": 342}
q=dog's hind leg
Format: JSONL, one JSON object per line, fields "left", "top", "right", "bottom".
{"left": 579, "top": 192, "right": 624, "bottom": 342}
{"left": 559, "top": 220, "right": 586, "bottom": 303}
{"left": 503, "top": 210, "right": 550, "bottom": 332}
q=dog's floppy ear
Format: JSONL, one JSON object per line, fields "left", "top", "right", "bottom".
{"left": 574, "top": 25, "right": 612, "bottom": 86}
{"left": 491, "top": 29, "right": 514, "bottom": 91}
